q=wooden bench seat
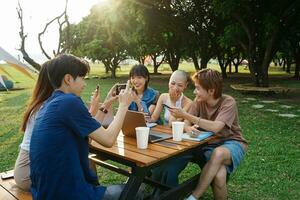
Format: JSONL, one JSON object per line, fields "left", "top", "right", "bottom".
{"left": 0, "top": 186, "right": 17, "bottom": 200}
{"left": 0, "top": 171, "right": 32, "bottom": 200}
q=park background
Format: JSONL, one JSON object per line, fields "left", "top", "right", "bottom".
{"left": 0, "top": 61, "right": 299, "bottom": 199}
{"left": 1, "top": 0, "right": 300, "bottom": 199}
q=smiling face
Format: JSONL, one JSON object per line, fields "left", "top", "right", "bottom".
{"left": 129, "top": 64, "right": 150, "bottom": 94}
{"left": 192, "top": 69, "right": 223, "bottom": 101}
{"left": 130, "top": 75, "right": 147, "bottom": 93}
{"left": 168, "top": 71, "right": 188, "bottom": 95}
{"left": 193, "top": 83, "right": 214, "bottom": 102}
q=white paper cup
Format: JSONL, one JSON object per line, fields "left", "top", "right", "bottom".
{"left": 172, "top": 121, "right": 184, "bottom": 141}
{"left": 135, "top": 127, "right": 150, "bottom": 149}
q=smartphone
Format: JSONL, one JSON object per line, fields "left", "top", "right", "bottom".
{"left": 190, "top": 129, "right": 201, "bottom": 138}
{"left": 196, "top": 127, "right": 207, "bottom": 131}
{"left": 115, "top": 83, "right": 126, "bottom": 95}
{"left": 1, "top": 170, "right": 14, "bottom": 179}
{"left": 162, "top": 103, "right": 174, "bottom": 109}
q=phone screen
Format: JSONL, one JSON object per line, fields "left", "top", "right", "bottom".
{"left": 116, "top": 84, "right": 126, "bottom": 95}
{"left": 1, "top": 171, "right": 14, "bottom": 179}
{"left": 197, "top": 127, "right": 207, "bottom": 131}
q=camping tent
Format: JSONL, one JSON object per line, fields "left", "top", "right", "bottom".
{"left": 0, "top": 46, "right": 38, "bottom": 90}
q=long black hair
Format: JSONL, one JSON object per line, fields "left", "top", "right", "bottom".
{"left": 129, "top": 64, "right": 150, "bottom": 90}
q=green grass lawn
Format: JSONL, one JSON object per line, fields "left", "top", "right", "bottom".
{"left": 0, "top": 63, "right": 299, "bottom": 199}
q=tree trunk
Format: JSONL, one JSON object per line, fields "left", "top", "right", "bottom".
{"left": 232, "top": 56, "right": 242, "bottom": 73}
{"left": 217, "top": 56, "right": 227, "bottom": 79}
{"left": 151, "top": 54, "right": 164, "bottom": 74}
{"left": 153, "top": 55, "right": 159, "bottom": 73}
{"left": 294, "top": 61, "right": 300, "bottom": 78}
{"left": 247, "top": 42, "right": 260, "bottom": 86}
{"left": 293, "top": 46, "right": 300, "bottom": 78}
{"left": 283, "top": 59, "right": 286, "bottom": 70}
{"left": 111, "top": 67, "right": 116, "bottom": 78}
{"left": 279, "top": 58, "right": 284, "bottom": 66}
{"left": 248, "top": 31, "right": 278, "bottom": 87}
{"left": 220, "top": 66, "right": 227, "bottom": 78}
{"left": 139, "top": 56, "right": 146, "bottom": 65}
{"left": 200, "top": 55, "right": 209, "bottom": 69}
{"left": 191, "top": 53, "right": 200, "bottom": 71}
{"left": 17, "top": 1, "right": 41, "bottom": 71}
{"left": 153, "top": 65, "right": 159, "bottom": 74}
{"left": 259, "top": 50, "right": 274, "bottom": 87}
{"left": 234, "top": 64, "right": 239, "bottom": 73}
{"left": 102, "top": 60, "right": 110, "bottom": 74}
{"left": 166, "top": 51, "right": 180, "bottom": 72}
{"left": 286, "top": 58, "right": 291, "bottom": 73}
{"left": 261, "top": 66, "right": 269, "bottom": 87}
{"left": 152, "top": 56, "right": 158, "bottom": 74}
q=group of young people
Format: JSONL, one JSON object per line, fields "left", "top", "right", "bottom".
{"left": 13, "top": 54, "right": 247, "bottom": 200}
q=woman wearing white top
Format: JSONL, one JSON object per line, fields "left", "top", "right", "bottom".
{"left": 14, "top": 61, "right": 110, "bottom": 191}
{"left": 15, "top": 62, "right": 54, "bottom": 191}
{"left": 150, "top": 70, "right": 192, "bottom": 126}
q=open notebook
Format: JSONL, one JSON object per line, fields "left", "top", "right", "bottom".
{"left": 182, "top": 132, "right": 213, "bottom": 142}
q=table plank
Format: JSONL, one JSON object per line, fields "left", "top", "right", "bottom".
{"left": 117, "top": 135, "right": 185, "bottom": 154}
{"left": 90, "top": 140, "right": 157, "bottom": 166}
{"left": 114, "top": 140, "right": 168, "bottom": 159}
{"left": 151, "top": 125, "right": 172, "bottom": 134}
{"left": 163, "top": 138, "right": 201, "bottom": 147}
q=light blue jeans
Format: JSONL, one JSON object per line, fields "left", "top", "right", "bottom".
{"left": 197, "top": 140, "right": 246, "bottom": 175}
{"left": 151, "top": 140, "right": 246, "bottom": 197}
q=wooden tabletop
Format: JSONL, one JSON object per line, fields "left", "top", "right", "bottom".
{"left": 89, "top": 125, "right": 214, "bottom": 167}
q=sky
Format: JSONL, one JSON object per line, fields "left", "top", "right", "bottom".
{"left": 0, "top": 0, "right": 107, "bottom": 63}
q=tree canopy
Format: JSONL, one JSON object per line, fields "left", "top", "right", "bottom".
{"left": 61, "top": 0, "right": 300, "bottom": 84}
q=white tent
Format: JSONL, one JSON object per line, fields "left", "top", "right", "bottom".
{"left": 0, "top": 46, "right": 38, "bottom": 89}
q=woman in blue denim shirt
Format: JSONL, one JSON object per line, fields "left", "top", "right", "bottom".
{"left": 128, "top": 64, "right": 162, "bottom": 124}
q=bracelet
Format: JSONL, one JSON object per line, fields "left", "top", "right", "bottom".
{"left": 99, "top": 107, "right": 108, "bottom": 114}
{"left": 197, "top": 117, "right": 201, "bottom": 126}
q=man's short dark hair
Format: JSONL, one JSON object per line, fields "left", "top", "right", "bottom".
{"left": 46, "top": 54, "right": 90, "bottom": 89}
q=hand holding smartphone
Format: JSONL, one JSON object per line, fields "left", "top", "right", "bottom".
{"left": 115, "top": 83, "right": 127, "bottom": 95}
{"left": 190, "top": 129, "right": 201, "bottom": 138}
{"left": 162, "top": 103, "right": 174, "bottom": 110}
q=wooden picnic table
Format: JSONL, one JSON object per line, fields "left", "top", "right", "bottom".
{"left": 89, "top": 125, "right": 216, "bottom": 200}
